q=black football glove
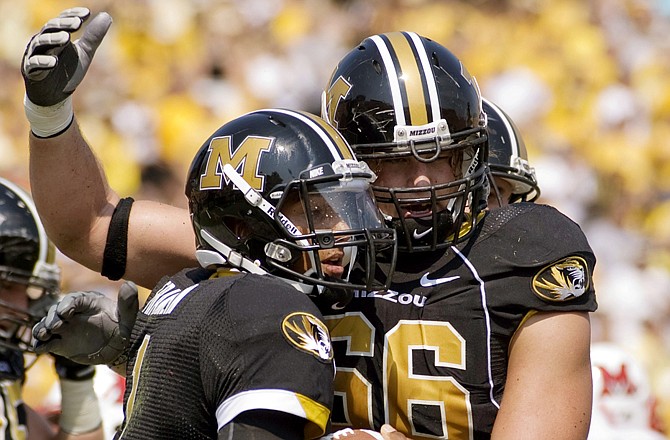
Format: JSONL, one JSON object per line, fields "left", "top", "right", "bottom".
{"left": 21, "top": 7, "right": 112, "bottom": 107}
{"left": 32, "top": 281, "right": 139, "bottom": 366}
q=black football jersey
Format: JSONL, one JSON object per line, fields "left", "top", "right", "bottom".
{"left": 323, "top": 203, "right": 598, "bottom": 439}
{"left": 115, "top": 268, "right": 334, "bottom": 439}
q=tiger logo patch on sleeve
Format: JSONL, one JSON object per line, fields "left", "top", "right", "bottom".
{"left": 282, "top": 312, "right": 333, "bottom": 362}
{"left": 531, "top": 256, "right": 590, "bottom": 302}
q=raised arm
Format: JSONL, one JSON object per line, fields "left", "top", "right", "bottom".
{"left": 23, "top": 7, "right": 196, "bottom": 289}
{"left": 29, "top": 122, "right": 196, "bottom": 289}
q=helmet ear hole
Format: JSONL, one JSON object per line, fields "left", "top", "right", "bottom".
{"left": 223, "top": 217, "right": 251, "bottom": 241}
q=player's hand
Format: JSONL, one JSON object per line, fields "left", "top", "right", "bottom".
{"left": 21, "top": 7, "right": 112, "bottom": 107}
{"left": 380, "top": 425, "right": 411, "bottom": 440}
{"left": 32, "top": 281, "right": 139, "bottom": 366}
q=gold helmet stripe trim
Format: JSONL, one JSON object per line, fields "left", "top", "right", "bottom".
{"left": 384, "top": 32, "right": 428, "bottom": 125}
{"left": 371, "top": 32, "right": 443, "bottom": 127}
{"left": 369, "top": 34, "right": 406, "bottom": 126}
{"left": 261, "top": 108, "right": 353, "bottom": 160}
{"left": 296, "top": 110, "right": 355, "bottom": 160}
{"left": 406, "top": 31, "right": 441, "bottom": 123}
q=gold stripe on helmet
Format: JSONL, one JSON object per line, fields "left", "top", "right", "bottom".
{"left": 298, "top": 111, "right": 354, "bottom": 160}
{"left": 384, "top": 32, "right": 429, "bottom": 126}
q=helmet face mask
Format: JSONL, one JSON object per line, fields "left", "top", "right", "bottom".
{"left": 322, "top": 31, "right": 488, "bottom": 252}
{"left": 0, "top": 178, "right": 60, "bottom": 354}
{"left": 483, "top": 98, "right": 540, "bottom": 205}
{"left": 267, "top": 162, "right": 392, "bottom": 290}
{"left": 186, "top": 109, "right": 396, "bottom": 306}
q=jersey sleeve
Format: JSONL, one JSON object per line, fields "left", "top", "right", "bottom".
{"left": 200, "top": 274, "right": 334, "bottom": 439}
{"left": 486, "top": 203, "right": 598, "bottom": 313}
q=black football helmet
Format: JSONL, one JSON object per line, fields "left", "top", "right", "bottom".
{"left": 322, "top": 31, "right": 488, "bottom": 252}
{"left": 484, "top": 98, "right": 540, "bottom": 204}
{"left": 0, "top": 177, "right": 60, "bottom": 354}
{"left": 186, "top": 109, "right": 396, "bottom": 305}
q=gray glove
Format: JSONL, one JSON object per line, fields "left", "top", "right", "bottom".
{"left": 21, "top": 7, "right": 112, "bottom": 106}
{"left": 32, "top": 281, "right": 139, "bottom": 366}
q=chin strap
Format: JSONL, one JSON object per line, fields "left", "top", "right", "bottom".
{"left": 197, "top": 229, "right": 266, "bottom": 275}
{"left": 198, "top": 229, "right": 314, "bottom": 294}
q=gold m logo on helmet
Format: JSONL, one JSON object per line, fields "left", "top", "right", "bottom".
{"left": 324, "top": 76, "right": 352, "bottom": 127}
{"left": 532, "top": 256, "right": 590, "bottom": 302}
{"left": 199, "top": 135, "right": 273, "bottom": 191}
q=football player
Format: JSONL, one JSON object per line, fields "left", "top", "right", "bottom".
{"left": 0, "top": 177, "right": 104, "bottom": 439}
{"left": 31, "top": 108, "right": 397, "bottom": 439}
{"left": 319, "top": 31, "right": 596, "bottom": 439}
{"left": 482, "top": 98, "right": 541, "bottom": 209}
{"left": 22, "top": 8, "right": 597, "bottom": 440}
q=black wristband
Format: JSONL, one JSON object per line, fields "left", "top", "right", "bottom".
{"left": 102, "top": 197, "right": 134, "bottom": 281}
{"left": 54, "top": 356, "right": 96, "bottom": 381}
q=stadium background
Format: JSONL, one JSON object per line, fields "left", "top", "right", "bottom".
{"left": 1, "top": 0, "right": 669, "bottom": 436}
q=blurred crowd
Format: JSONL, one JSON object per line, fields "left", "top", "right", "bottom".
{"left": 2, "top": 0, "right": 670, "bottom": 435}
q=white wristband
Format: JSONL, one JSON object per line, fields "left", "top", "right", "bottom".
{"left": 24, "top": 94, "right": 74, "bottom": 138}
{"left": 59, "top": 378, "right": 103, "bottom": 434}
